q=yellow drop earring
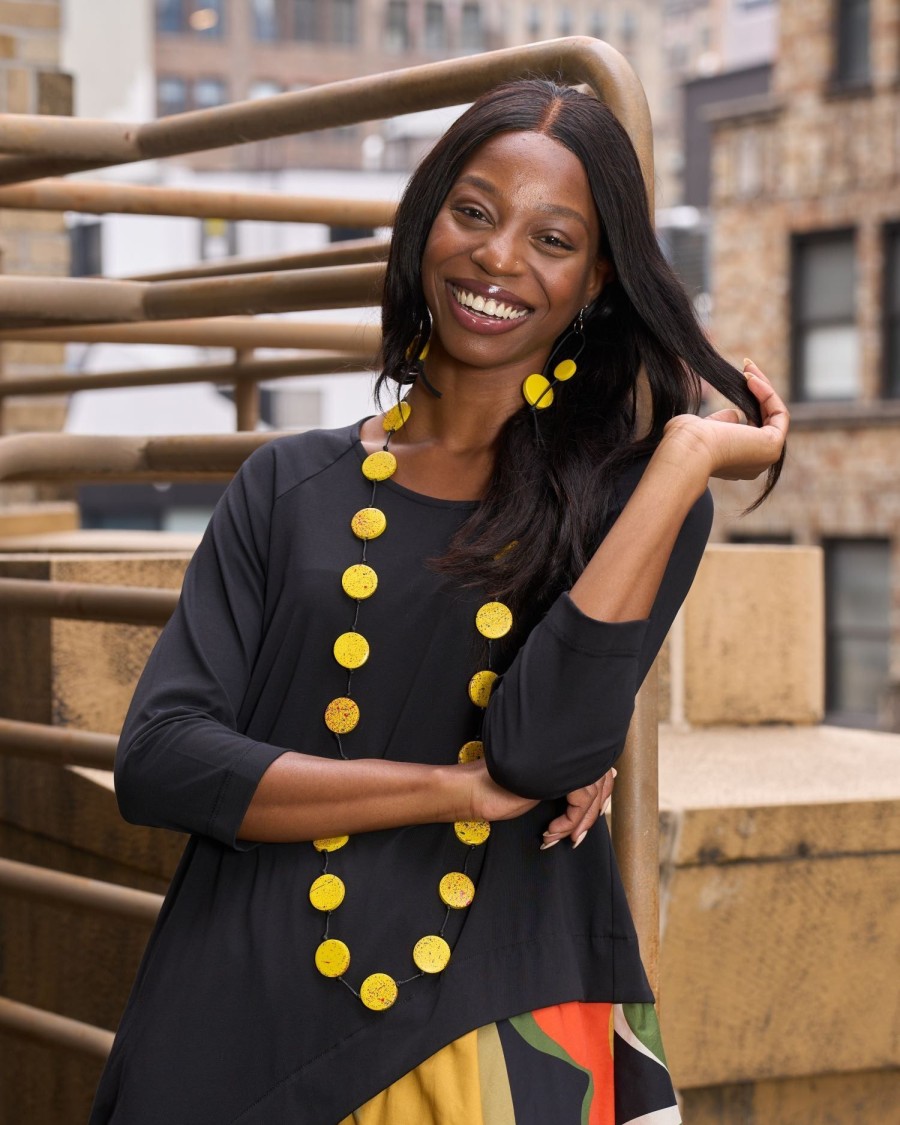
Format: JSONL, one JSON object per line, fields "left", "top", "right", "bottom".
{"left": 522, "top": 305, "right": 588, "bottom": 411}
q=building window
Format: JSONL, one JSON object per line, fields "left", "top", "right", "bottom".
{"left": 70, "top": 221, "right": 103, "bottom": 277}
{"left": 885, "top": 225, "right": 900, "bottom": 398}
{"left": 792, "top": 231, "right": 859, "bottom": 401}
{"left": 294, "top": 0, "right": 318, "bottom": 40}
{"left": 194, "top": 77, "right": 228, "bottom": 109}
{"left": 252, "top": 0, "right": 279, "bottom": 39}
{"left": 834, "top": 0, "right": 870, "bottom": 87}
{"left": 621, "top": 10, "right": 638, "bottom": 46}
{"left": 157, "top": 75, "right": 188, "bottom": 116}
{"left": 557, "top": 7, "right": 573, "bottom": 36}
{"left": 588, "top": 12, "right": 606, "bottom": 39}
{"left": 200, "top": 217, "right": 238, "bottom": 260}
{"left": 156, "top": 0, "right": 184, "bottom": 33}
{"left": 460, "top": 2, "right": 484, "bottom": 51}
{"left": 424, "top": 1, "right": 447, "bottom": 49}
{"left": 248, "top": 79, "right": 283, "bottom": 100}
{"left": 332, "top": 0, "right": 357, "bottom": 44}
{"left": 156, "top": 1, "right": 224, "bottom": 36}
{"left": 526, "top": 6, "right": 541, "bottom": 38}
{"left": 825, "top": 539, "right": 891, "bottom": 726}
{"left": 384, "top": 0, "right": 410, "bottom": 50}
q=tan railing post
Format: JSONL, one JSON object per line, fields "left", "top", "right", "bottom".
{"left": 611, "top": 665, "right": 660, "bottom": 998}
{"left": 233, "top": 348, "right": 260, "bottom": 432}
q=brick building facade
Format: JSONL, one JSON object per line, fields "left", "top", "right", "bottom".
{"left": 707, "top": 0, "right": 900, "bottom": 729}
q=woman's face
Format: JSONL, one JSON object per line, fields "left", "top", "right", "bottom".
{"left": 420, "top": 129, "right": 609, "bottom": 380}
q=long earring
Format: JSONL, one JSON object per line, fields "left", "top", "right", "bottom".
{"left": 400, "top": 322, "right": 442, "bottom": 398}
{"left": 522, "top": 304, "right": 588, "bottom": 412}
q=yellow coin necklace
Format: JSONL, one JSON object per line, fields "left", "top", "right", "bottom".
{"left": 312, "top": 398, "right": 512, "bottom": 1011}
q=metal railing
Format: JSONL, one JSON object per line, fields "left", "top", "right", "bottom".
{"left": 0, "top": 36, "right": 660, "bottom": 1063}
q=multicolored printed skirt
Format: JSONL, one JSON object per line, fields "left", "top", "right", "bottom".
{"left": 339, "top": 1001, "right": 680, "bottom": 1124}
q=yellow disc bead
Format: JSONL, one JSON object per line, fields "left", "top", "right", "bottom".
{"left": 468, "top": 669, "right": 498, "bottom": 709}
{"left": 360, "top": 972, "right": 398, "bottom": 1011}
{"left": 439, "top": 871, "right": 475, "bottom": 909}
{"left": 313, "top": 835, "right": 349, "bottom": 853}
{"left": 351, "top": 507, "right": 387, "bottom": 540}
{"left": 333, "top": 631, "right": 370, "bottom": 670}
{"left": 413, "top": 935, "right": 451, "bottom": 974}
{"left": 454, "top": 819, "right": 491, "bottom": 846}
{"left": 361, "top": 451, "right": 397, "bottom": 481}
{"left": 315, "top": 938, "right": 351, "bottom": 978}
{"left": 553, "top": 358, "right": 577, "bottom": 381}
{"left": 457, "top": 740, "right": 484, "bottom": 764}
{"left": 324, "top": 696, "right": 360, "bottom": 734}
{"left": 309, "top": 873, "right": 345, "bottom": 912}
{"left": 342, "top": 563, "right": 378, "bottom": 600}
{"left": 475, "top": 601, "right": 513, "bottom": 639}
{"left": 382, "top": 401, "right": 411, "bottom": 432}
{"left": 522, "top": 372, "right": 554, "bottom": 409}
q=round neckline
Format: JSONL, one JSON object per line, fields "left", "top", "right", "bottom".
{"left": 351, "top": 418, "right": 480, "bottom": 510}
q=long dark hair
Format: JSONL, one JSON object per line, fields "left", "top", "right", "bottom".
{"left": 377, "top": 79, "right": 782, "bottom": 611}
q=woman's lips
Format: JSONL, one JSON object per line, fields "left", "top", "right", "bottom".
{"left": 445, "top": 282, "right": 532, "bottom": 334}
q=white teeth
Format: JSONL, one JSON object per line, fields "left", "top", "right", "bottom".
{"left": 451, "top": 286, "right": 528, "bottom": 321}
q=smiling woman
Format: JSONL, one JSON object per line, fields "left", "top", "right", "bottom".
{"left": 90, "top": 81, "right": 788, "bottom": 1125}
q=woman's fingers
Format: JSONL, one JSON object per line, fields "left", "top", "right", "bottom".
{"left": 541, "top": 768, "right": 617, "bottom": 850}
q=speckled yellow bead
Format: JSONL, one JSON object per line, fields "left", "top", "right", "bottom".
{"left": 333, "top": 631, "right": 370, "bottom": 670}
{"left": 315, "top": 938, "right": 350, "bottom": 978}
{"left": 439, "top": 871, "right": 475, "bottom": 909}
{"left": 361, "top": 451, "right": 397, "bottom": 481}
{"left": 309, "top": 873, "right": 345, "bottom": 912}
{"left": 342, "top": 563, "right": 378, "bottom": 600}
{"left": 457, "top": 740, "right": 484, "bottom": 764}
{"left": 313, "top": 836, "right": 349, "bottom": 853}
{"left": 351, "top": 507, "right": 387, "bottom": 540}
{"left": 468, "top": 669, "right": 498, "bottom": 709}
{"left": 553, "top": 358, "right": 577, "bottom": 381}
{"left": 360, "top": 972, "right": 398, "bottom": 1011}
{"left": 454, "top": 819, "right": 491, "bottom": 846}
{"left": 382, "top": 401, "right": 411, "bottom": 432}
{"left": 522, "top": 372, "right": 554, "bottom": 409}
{"left": 475, "top": 601, "right": 513, "bottom": 639}
{"left": 413, "top": 935, "right": 451, "bottom": 974}
{"left": 324, "top": 696, "right": 360, "bottom": 734}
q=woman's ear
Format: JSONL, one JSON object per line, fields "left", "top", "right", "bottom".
{"left": 586, "top": 257, "right": 615, "bottom": 307}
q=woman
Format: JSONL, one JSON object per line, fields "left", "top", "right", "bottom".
{"left": 91, "top": 80, "right": 787, "bottom": 1124}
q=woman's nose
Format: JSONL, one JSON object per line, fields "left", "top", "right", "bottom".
{"left": 470, "top": 229, "right": 521, "bottom": 276}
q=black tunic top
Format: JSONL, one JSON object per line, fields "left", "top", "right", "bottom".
{"left": 90, "top": 421, "right": 712, "bottom": 1125}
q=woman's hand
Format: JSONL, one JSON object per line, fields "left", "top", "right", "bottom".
{"left": 540, "top": 768, "right": 617, "bottom": 850}
{"left": 658, "top": 359, "right": 789, "bottom": 483}
{"left": 459, "top": 759, "right": 541, "bottom": 822}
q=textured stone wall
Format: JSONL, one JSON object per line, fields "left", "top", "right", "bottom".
{"left": 707, "top": 0, "right": 900, "bottom": 725}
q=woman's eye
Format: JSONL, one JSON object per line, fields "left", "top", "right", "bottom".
{"left": 452, "top": 205, "right": 488, "bottom": 222}
{"left": 539, "top": 234, "right": 575, "bottom": 252}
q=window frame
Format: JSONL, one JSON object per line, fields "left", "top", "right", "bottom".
{"left": 790, "top": 228, "right": 858, "bottom": 403}
{"left": 823, "top": 536, "right": 892, "bottom": 727}
{"left": 832, "top": 0, "right": 871, "bottom": 90}
{"left": 884, "top": 222, "right": 900, "bottom": 399}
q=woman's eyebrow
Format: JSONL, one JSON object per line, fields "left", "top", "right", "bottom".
{"left": 454, "top": 174, "right": 590, "bottom": 231}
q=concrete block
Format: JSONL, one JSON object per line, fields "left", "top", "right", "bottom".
{"left": 657, "top": 724, "right": 900, "bottom": 1098}
{"left": 680, "top": 544, "right": 824, "bottom": 725}
{"left": 0, "top": 502, "right": 78, "bottom": 537}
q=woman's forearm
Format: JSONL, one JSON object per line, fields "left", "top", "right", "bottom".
{"left": 237, "top": 753, "right": 464, "bottom": 842}
{"left": 238, "top": 747, "right": 540, "bottom": 843}
{"left": 569, "top": 441, "right": 709, "bottom": 623}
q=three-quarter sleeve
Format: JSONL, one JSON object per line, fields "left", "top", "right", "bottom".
{"left": 114, "top": 442, "right": 288, "bottom": 849}
{"left": 482, "top": 487, "right": 713, "bottom": 799}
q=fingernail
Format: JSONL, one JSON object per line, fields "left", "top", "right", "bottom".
{"left": 601, "top": 798, "right": 611, "bottom": 816}
{"left": 540, "top": 839, "right": 560, "bottom": 851}
{"left": 573, "top": 830, "right": 588, "bottom": 849}
{"left": 743, "top": 357, "right": 753, "bottom": 370}
{"left": 611, "top": 768, "right": 618, "bottom": 779}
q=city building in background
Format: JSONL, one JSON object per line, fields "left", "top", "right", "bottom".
{"left": 705, "top": 0, "right": 900, "bottom": 731}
